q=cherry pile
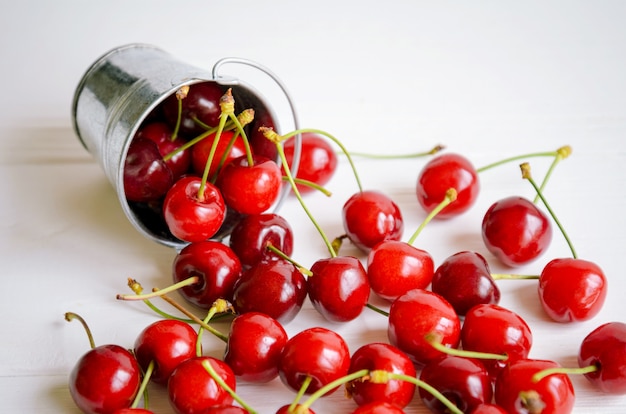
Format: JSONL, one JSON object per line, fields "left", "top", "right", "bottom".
{"left": 66, "top": 83, "right": 626, "bottom": 414}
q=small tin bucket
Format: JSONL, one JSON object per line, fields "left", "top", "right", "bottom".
{"left": 72, "top": 43, "right": 300, "bottom": 249}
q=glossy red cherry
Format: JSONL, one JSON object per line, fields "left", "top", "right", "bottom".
{"left": 216, "top": 154, "right": 283, "bottom": 215}
{"left": 494, "top": 358, "right": 575, "bottom": 414}
{"left": 431, "top": 251, "right": 500, "bottom": 315}
{"left": 342, "top": 190, "right": 404, "bottom": 253}
{"left": 162, "top": 81, "right": 225, "bottom": 136}
{"left": 416, "top": 153, "right": 480, "bottom": 219}
{"left": 578, "top": 321, "right": 626, "bottom": 394}
{"left": 482, "top": 196, "right": 552, "bottom": 267}
{"left": 223, "top": 312, "right": 288, "bottom": 383}
{"left": 228, "top": 213, "right": 294, "bottom": 268}
{"left": 461, "top": 303, "right": 533, "bottom": 379}
{"left": 307, "top": 256, "right": 370, "bottom": 322}
{"left": 538, "top": 257, "right": 607, "bottom": 322}
{"left": 123, "top": 137, "right": 174, "bottom": 203}
{"left": 172, "top": 240, "right": 242, "bottom": 308}
{"left": 468, "top": 403, "right": 508, "bottom": 414}
{"left": 387, "top": 288, "right": 461, "bottom": 366}
{"left": 69, "top": 344, "right": 142, "bottom": 414}
{"left": 167, "top": 356, "right": 236, "bottom": 414}
{"left": 190, "top": 130, "right": 246, "bottom": 179}
{"left": 351, "top": 401, "right": 405, "bottom": 413}
{"left": 282, "top": 132, "right": 338, "bottom": 194}
{"left": 113, "top": 409, "right": 154, "bottom": 414}
{"left": 275, "top": 405, "right": 315, "bottom": 414}
{"left": 419, "top": 355, "right": 492, "bottom": 414}
{"left": 204, "top": 406, "right": 249, "bottom": 414}
{"left": 279, "top": 327, "right": 350, "bottom": 395}
{"left": 163, "top": 175, "right": 226, "bottom": 242}
{"left": 133, "top": 319, "right": 198, "bottom": 385}
{"left": 136, "top": 121, "right": 191, "bottom": 180}
{"left": 346, "top": 342, "right": 416, "bottom": 408}
{"left": 367, "top": 240, "right": 434, "bottom": 302}
{"left": 231, "top": 258, "right": 307, "bottom": 324}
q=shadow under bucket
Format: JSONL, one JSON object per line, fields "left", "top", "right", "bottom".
{"left": 72, "top": 43, "right": 300, "bottom": 249}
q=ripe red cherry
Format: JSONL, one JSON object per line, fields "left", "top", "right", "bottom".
{"left": 172, "top": 240, "right": 242, "bottom": 307}
{"left": 366, "top": 240, "right": 434, "bottom": 302}
{"left": 468, "top": 404, "right": 508, "bottom": 414}
{"left": 69, "top": 344, "right": 142, "bottom": 414}
{"left": 228, "top": 213, "right": 294, "bottom": 268}
{"left": 123, "top": 137, "right": 174, "bottom": 202}
{"left": 163, "top": 175, "right": 226, "bottom": 242}
{"left": 387, "top": 288, "right": 461, "bottom": 366}
{"left": 136, "top": 121, "right": 191, "bottom": 180}
{"left": 307, "top": 256, "right": 370, "bottom": 322}
{"left": 162, "top": 81, "right": 225, "bottom": 136}
{"left": 282, "top": 132, "right": 338, "bottom": 194}
{"left": 431, "top": 251, "right": 500, "bottom": 315}
{"left": 346, "top": 342, "right": 416, "bottom": 408}
{"left": 204, "top": 406, "right": 249, "bottom": 414}
{"left": 461, "top": 303, "right": 533, "bottom": 379}
{"left": 481, "top": 196, "right": 552, "bottom": 267}
{"left": 538, "top": 257, "right": 607, "bottom": 322}
{"left": 578, "top": 321, "right": 626, "bottom": 394}
{"left": 133, "top": 319, "right": 198, "bottom": 385}
{"left": 416, "top": 153, "right": 480, "bottom": 219}
{"left": 231, "top": 258, "right": 307, "bottom": 324}
{"left": 113, "top": 409, "right": 154, "bottom": 414}
{"left": 216, "top": 154, "right": 283, "bottom": 215}
{"left": 190, "top": 130, "right": 246, "bottom": 179}
{"left": 278, "top": 327, "right": 351, "bottom": 395}
{"left": 494, "top": 358, "right": 575, "bottom": 414}
{"left": 351, "top": 402, "right": 405, "bottom": 413}
{"left": 419, "top": 355, "right": 492, "bottom": 414}
{"left": 247, "top": 107, "right": 278, "bottom": 161}
{"left": 275, "top": 405, "right": 315, "bottom": 414}
{"left": 223, "top": 312, "right": 288, "bottom": 383}
{"left": 167, "top": 356, "right": 236, "bottom": 414}
{"left": 342, "top": 190, "right": 404, "bottom": 253}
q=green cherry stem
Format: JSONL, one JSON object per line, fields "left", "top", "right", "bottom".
{"left": 64, "top": 312, "right": 96, "bottom": 349}
{"left": 425, "top": 332, "right": 509, "bottom": 361}
{"left": 297, "top": 369, "right": 370, "bottom": 411}
{"left": 124, "top": 278, "right": 196, "bottom": 323}
{"left": 475, "top": 146, "right": 571, "bottom": 174}
{"left": 131, "top": 359, "right": 154, "bottom": 409}
{"left": 285, "top": 176, "right": 333, "bottom": 197}
{"left": 406, "top": 188, "right": 457, "bottom": 245}
{"left": 288, "top": 376, "right": 313, "bottom": 413}
{"left": 368, "top": 370, "right": 464, "bottom": 414}
{"left": 532, "top": 364, "right": 598, "bottom": 383}
{"left": 533, "top": 145, "right": 572, "bottom": 204}
{"left": 201, "top": 359, "right": 258, "bottom": 414}
{"left": 346, "top": 144, "right": 445, "bottom": 159}
{"left": 116, "top": 276, "right": 200, "bottom": 301}
{"left": 365, "top": 303, "right": 390, "bottom": 317}
{"left": 265, "top": 244, "right": 313, "bottom": 276}
{"left": 521, "top": 162, "right": 578, "bottom": 259}
{"left": 170, "top": 85, "right": 189, "bottom": 141}
{"left": 263, "top": 127, "right": 337, "bottom": 257}
{"left": 196, "top": 299, "right": 231, "bottom": 356}
{"left": 491, "top": 273, "right": 539, "bottom": 280}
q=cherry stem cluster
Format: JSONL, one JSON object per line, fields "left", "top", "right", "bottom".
{"left": 521, "top": 162, "right": 578, "bottom": 259}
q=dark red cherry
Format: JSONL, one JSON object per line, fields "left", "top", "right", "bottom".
{"left": 482, "top": 196, "right": 552, "bottom": 267}
{"left": 494, "top": 358, "right": 575, "bottom": 414}
{"left": 190, "top": 130, "right": 246, "bottom": 179}
{"left": 307, "top": 256, "right": 370, "bottom": 322}
{"left": 578, "top": 321, "right": 626, "bottom": 394}
{"left": 167, "top": 356, "right": 236, "bottom": 414}
{"left": 282, "top": 132, "right": 338, "bottom": 194}
{"left": 172, "top": 240, "right": 242, "bottom": 308}
{"left": 123, "top": 137, "right": 174, "bottom": 202}
{"left": 431, "top": 251, "right": 500, "bottom": 315}
{"left": 419, "top": 355, "right": 492, "bottom": 413}
{"left": 69, "top": 344, "right": 142, "bottom": 414}
{"left": 231, "top": 258, "right": 307, "bottom": 324}
{"left": 366, "top": 240, "right": 434, "bottom": 302}
{"left": 223, "top": 312, "right": 288, "bottom": 383}
{"left": 342, "top": 190, "right": 404, "bottom": 253}
{"left": 416, "top": 153, "right": 479, "bottom": 219}
{"left": 216, "top": 154, "right": 283, "bottom": 215}
{"left": 136, "top": 121, "right": 191, "bottom": 180}
{"left": 461, "top": 303, "right": 533, "bottom": 379}
{"left": 247, "top": 107, "right": 278, "bottom": 161}
{"left": 278, "top": 327, "right": 350, "bottom": 395}
{"left": 346, "top": 342, "right": 416, "bottom": 408}
{"left": 133, "top": 319, "right": 198, "bottom": 385}
{"left": 351, "top": 402, "right": 406, "bottom": 413}
{"left": 538, "top": 257, "right": 607, "bottom": 322}
{"left": 162, "top": 81, "right": 225, "bottom": 136}
{"left": 387, "top": 288, "right": 461, "bottom": 366}
{"left": 162, "top": 175, "right": 226, "bottom": 242}
{"left": 228, "top": 213, "right": 294, "bottom": 268}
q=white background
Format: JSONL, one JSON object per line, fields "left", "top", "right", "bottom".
{"left": 1, "top": 1, "right": 626, "bottom": 413}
